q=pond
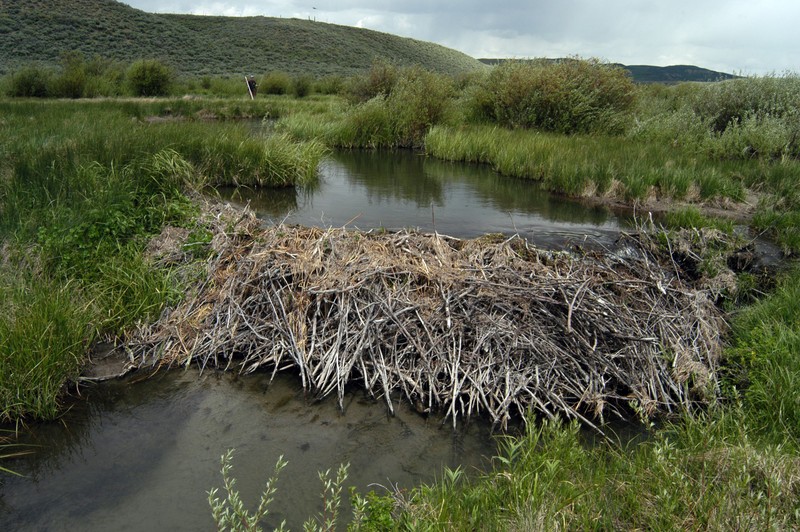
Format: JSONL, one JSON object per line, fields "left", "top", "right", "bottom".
{"left": 1, "top": 150, "right": 632, "bottom": 531}
{"left": 217, "top": 149, "right": 629, "bottom": 248}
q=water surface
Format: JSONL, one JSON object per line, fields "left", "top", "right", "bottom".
{"left": 1, "top": 371, "right": 496, "bottom": 530}
{"left": 218, "top": 150, "right": 628, "bottom": 248}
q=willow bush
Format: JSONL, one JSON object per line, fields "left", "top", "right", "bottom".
{"left": 127, "top": 59, "right": 173, "bottom": 97}
{"left": 343, "top": 58, "right": 399, "bottom": 104}
{"left": 260, "top": 70, "right": 292, "bottom": 95}
{"left": 468, "top": 58, "right": 637, "bottom": 135}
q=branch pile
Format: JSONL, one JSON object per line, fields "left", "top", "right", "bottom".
{"left": 130, "top": 204, "right": 725, "bottom": 429}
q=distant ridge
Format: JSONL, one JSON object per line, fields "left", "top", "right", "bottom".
{"left": 478, "top": 58, "right": 736, "bottom": 84}
{"left": 621, "top": 64, "right": 737, "bottom": 83}
{"left": 0, "top": 0, "right": 486, "bottom": 76}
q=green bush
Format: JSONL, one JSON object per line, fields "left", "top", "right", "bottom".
{"left": 344, "top": 59, "right": 398, "bottom": 104}
{"left": 471, "top": 58, "right": 636, "bottom": 134}
{"left": 49, "top": 51, "right": 88, "bottom": 99}
{"left": 260, "top": 71, "right": 291, "bottom": 95}
{"left": 315, "top": 74, "right": 345, "bottom": 95}
{"left": 705, "top": 111, "right": 800, "bottom": 160}
{"left": 387, "top": 66, "right": 454, "bottom": 147}
{"left": 332, "top": 67, "right": 453, "bottom": 148}
{"left": 127, "top": 59, "right": 173, "bottom": 97}
{"left": 692, "top": 75, "right": 800, "bottom": 133}
{"left": 335, "top": 95, "right": 394, "bottom": 148}
{"left": 7, "top": 65, "right": 51, "bottom": 97}
{"left": 291, "top": 75, "right": 313, "bottom": 98}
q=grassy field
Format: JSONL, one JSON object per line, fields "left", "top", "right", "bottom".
{"left": 1, "top": 60, "right": 799, "bottom": 528}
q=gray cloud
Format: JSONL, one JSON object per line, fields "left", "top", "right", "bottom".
{"left": 121, "top": 0, "right": 800, "bottom": 74}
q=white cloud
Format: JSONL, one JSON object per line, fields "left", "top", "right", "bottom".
{"left": 121, "top": 0, "right": 800, "bottom": 74}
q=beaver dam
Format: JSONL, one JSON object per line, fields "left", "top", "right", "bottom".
{"left": 128, "top": 202, "right": 727, "bottom": 430}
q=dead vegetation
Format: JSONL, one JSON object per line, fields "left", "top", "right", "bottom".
{"left": 129, "top": 201, "right": 727, "bottom": 430}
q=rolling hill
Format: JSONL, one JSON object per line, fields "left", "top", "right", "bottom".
{"left": 0, "top": 0, "right": 737, "bottom": 83}
{"left": 0, "top": 0, "right": 486, "bottom": 76}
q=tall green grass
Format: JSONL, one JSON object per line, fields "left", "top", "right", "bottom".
{"left": 0, "top": 99, "right": 326, "bottom": 420}
{"left": 425, "top": 125, "right": 746, "bottom": 201}
{"left": 726, "top": 268, "right": 800, "bottom": 445}
{"left": 0, "top": 271, "right": 93, "bottom": 420}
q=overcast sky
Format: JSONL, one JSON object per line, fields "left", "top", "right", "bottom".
{"left": 121, "top": 1, "right": 798, "bottom": 75}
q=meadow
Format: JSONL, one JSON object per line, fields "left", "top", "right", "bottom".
{"left": 1, "top": 58, "right": 799, "bottom": 529}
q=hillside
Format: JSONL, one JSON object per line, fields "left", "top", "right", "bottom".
{"left": 478, "top": 58, "right": 736, "bottom": 84}
{"left": 0, "top": 0, "right": 486, "bottom": 77}
{"left": 622, "top": 64, "right": 737, "bottom": 83}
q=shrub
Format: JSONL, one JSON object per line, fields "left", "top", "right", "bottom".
{"left": 127, "top": 59, "right": 173, "bottom": 97}
{"left": 315, "top": 74, "right": 345, "bottom": 95}
{"left": 49, "top": 51, "right": 88, "bottom": 99}
{"left": 705, "top": 111, "right": 800, "bottom": 160}
{"left": 387, "top": 66, "right": 454, "bottom": 147}
{"left": 333, "top": 67, "right": 454, "bottom": 148}
{"left": 344, "top": 58, "right": 398, "bottom": 104}
{"left": 291, "top": 75, "right": 313, "bottom": 98}
{"left": 7, "top": 65, "right": 51, "bottom": 97}
{"left": 260, "top": 71, "right": 291, "bottom": 95}
{"left": 335, "top": 95, "right": 394, "bottom": 148}
{"left": 692, "top": 75, "right": 800, "bottom": 133}
{"left": 470, "top": 58, "right": 636, "bottom": 135}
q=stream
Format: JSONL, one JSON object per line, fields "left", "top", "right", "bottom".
{"left": 1, "top": 150, "right": 634, "bottom": 531}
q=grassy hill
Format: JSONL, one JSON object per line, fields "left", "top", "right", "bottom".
{"left": 0, "top": 0, "right": 486, "bottom": 77}
{"left": 479, "top": 59, "right": 736, "bottom": 84}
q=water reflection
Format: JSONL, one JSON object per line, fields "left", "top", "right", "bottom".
{"left": 217, "top": 150, "right": 628, "bottom": 248}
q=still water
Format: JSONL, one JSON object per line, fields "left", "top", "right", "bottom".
{"left": 218, "top": 149, "right": 628, "bottom": 248}
{"left": 1, "top": 151, "right": 628, "bottom": 531}
{"left": 1, "top": 371, "right": 496, "bottom": 530}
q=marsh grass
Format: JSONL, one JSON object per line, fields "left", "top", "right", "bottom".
{"left": 0, "top": 271, "right": 93, "bottom": 420}
{"left": 426, "top": 125, "right": 746, "bottom": 201}
{"left": 0, "top": 99, "right": 327, "bottom": 420}
{"left": 392, "top": 412, "right": 799, "bottom": 530}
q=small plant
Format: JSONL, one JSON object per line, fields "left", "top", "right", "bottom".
{"left": 303, "top": 463, "right": 349, "bottom": 531}
{"left": 208, "top": 450, "right": 355, "bottom": 532}
{"left": 208, "top": 449, "right": 288, "bottom": 532}
{"left": 350, "top": 490, "right": 397, "bottom": 531}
